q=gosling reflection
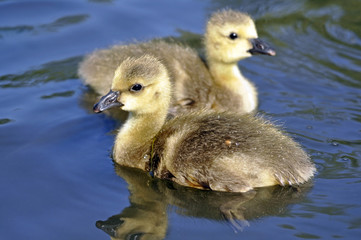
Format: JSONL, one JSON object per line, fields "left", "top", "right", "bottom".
{"left": 96, "top": 165, "right": 311, "bottom": 240}
{"left": 97, "top": 166, "right": 168, "bottom": 240}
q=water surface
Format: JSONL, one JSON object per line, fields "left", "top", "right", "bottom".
{"left": 1, "top": 0, "right": 361, "bottom": 239}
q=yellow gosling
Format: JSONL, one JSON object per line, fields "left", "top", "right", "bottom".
{"left": 205, "top": 9, "right": 275, "bottom": 113}
{"left": 93, "top": 55, "right": 315, "bottom": 193}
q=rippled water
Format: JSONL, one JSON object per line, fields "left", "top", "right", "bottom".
{"left": 1, "top": 0, "right": 360, "bottom": 239}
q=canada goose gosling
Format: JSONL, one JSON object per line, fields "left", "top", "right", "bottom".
{"left": 94, "top": 56, "right": 171, "bottom": 169}
{"left": 94, "top": 55, "right": 315, "bottom": 193}
{"left": 205, "top": 10, "right": 275, "bottom": 113}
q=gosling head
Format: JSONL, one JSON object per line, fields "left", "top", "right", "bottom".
{"left": 205, "top": 9, "right": 276, "bottom": 63}
{"left": 93, "top": 55, "right": 171, "bottom": 115}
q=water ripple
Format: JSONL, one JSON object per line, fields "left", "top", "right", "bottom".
{"left": 0, "top": 56, "right": 82, "bottom": 88}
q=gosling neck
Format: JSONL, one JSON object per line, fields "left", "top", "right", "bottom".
{"left": 208, "top": 60, "right": 257, "bottom": 113}
{"left": 113, "top": 109, "right": 168, "bottom": 170}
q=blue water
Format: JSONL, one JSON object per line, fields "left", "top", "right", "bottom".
{"left": 1, "top": 0, "right": 360, "bottom": 239}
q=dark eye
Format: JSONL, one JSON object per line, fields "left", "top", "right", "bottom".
{"left": 229, "top": 32, "right": 238, "bottom": 40}
{"left": 130, "top": 84, "right": 143, "bottom": 92}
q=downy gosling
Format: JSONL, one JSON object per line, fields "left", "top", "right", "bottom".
{"left": 93, "top": 55, "right": 315, "bottom": 193}
{"left": 79, "top": 9, "right": 275, "bottom": 116}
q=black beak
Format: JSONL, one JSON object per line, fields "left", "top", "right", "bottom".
{"left": 248, "top": 38, "right": 276, "bottom": 56}
{"left": 96, "top": 218, "right": 124, "bottom": 238}
{"left": 93, "top": 90, "right": 123, "bottom": 113}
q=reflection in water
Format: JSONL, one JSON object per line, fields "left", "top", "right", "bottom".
{"left": 0, "top": 56, "right": 81, "bottom": 88}
{"left": 41, "top": 90, "right": 75, "bottom": 99}
{"left": 96, "top": 166, "right": 311, "bottom": 240}
{"left": 0, "top": 118, "right": 12, "bottom": 125}
{"left": 40, "top": 14, "right": 89, "bottom": 32}
{"left": 0, "top": 14, "right": 89, "bottom": 39}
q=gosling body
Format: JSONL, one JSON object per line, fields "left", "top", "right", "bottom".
{"left": 152, "top": 112, "right": 313, "bottom": 192}
{"left": 94, "top": 55, "right": 315, "bottom": 193}
{"left": 79, "top": 9, "right": 275, "bottom": 116}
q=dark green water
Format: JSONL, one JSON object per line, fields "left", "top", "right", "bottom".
{"left": 1, "top": 0, "right": 360, "bottom": 239}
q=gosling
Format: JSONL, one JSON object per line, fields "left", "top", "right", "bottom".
{"left": 79, "top": 9, "right": 275, "bottom": 116}
{"left": 93, "top": 55, "right": 315, "bottom": 193}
